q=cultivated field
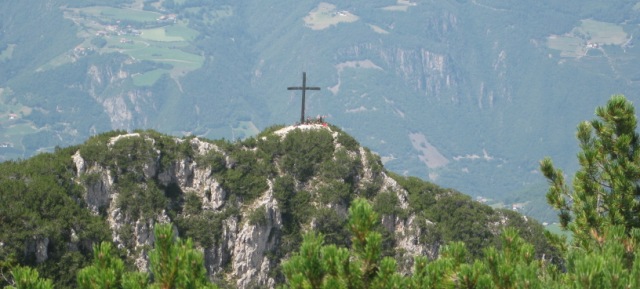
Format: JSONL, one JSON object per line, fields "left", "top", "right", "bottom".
{"left": 303, "top": 2, "right": 359, "bottom": 30}
{"left": 546, "top": 19, "right": 628, "bottom": 58}
{"left": 57, "top": 7, "right": 204, "bottom": 85}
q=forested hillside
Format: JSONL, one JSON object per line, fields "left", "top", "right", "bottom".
{"left": 3, "top": 1, "right": 640, "bottom": 221}
{"left": 0, "top": 124, "right": 552, "bottom": 288}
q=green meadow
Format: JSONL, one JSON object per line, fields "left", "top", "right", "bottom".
{"left": 132, "top": 69, "right": 168, "bottom": 86}
{"left": 77, "top": 6, "right": 161, "bottom": 22}
{"left": 546, "top": 19, "right": 628, "bottom": 58}
{"left": 0, "top": 44, "right": 16, "bottom": 61}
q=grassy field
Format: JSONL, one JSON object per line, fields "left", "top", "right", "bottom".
{"left": 0, "top": 44, "right": 16, "bottom": 61}
{"left": 140, "top": 23, "right": 199, "bottom": 42}
{"left": 4, "top": 123, "right": 37, "bottom": 137}
{"left": 103, "top": 33, "right": 204, "bottom": 83}
{"left": 578, "top": 19, "right": 627, "bottom": 45}
{"left": 77, "top": 6, "right": 161, "bottom": 22}
{"left": 141, "top": 28, "right": 185, "bottom": 42}
{"left": 165, "top": 23, "right": 200, "bottom": 41}
{"left": 547, "top": 35, "right": 585, "bottom": 58}
{"left": 132, "top": 69, "right": 168, "bottom": 86}
{"left": 546, "top": 19, "right": 628, "bottom": 58}
{"left": 304, "top": 3, "right": 359, "bottom": 30}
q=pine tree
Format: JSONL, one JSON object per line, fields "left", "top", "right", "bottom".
{"left": 148, "top": 224, "right": 216, "bottom": 289}
{"left": 4, "top": 266, "right": 53, "bottom": 289}
{"left": 75, "top": 224, "right": 215, "bottom": 289}
{"left": 541, "top": 95, "right": 640, "bottom": 248}
{"left": 281, "top": 198, "right": 405, "bottom": 289}
{"left": 77, "top": 242, "right": 127, "bottom": 289}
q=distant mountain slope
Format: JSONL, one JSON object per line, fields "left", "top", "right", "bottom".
{"left": 1, "top": 1, "right": 640, "bottom": 221}
{"left": 0, "top": 126, "right": 554, "bottom": 288}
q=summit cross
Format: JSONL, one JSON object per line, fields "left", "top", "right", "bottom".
{"left": 288, "top": 72, "right": 320, "bottom": 123}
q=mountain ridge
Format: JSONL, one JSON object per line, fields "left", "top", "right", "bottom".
{"left": 0, "top": 125, "right": 554, "bottom": 288}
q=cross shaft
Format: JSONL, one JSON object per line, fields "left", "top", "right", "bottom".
{"left": 288, "top": 72, "right": 320, "bottom": 123}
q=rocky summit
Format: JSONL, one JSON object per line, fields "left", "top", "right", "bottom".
{"left": 0, "top": 125, "right": 552, "bottom": 288}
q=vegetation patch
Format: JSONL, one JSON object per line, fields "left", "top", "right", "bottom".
{"left": 248, "top": 205, "right": 269, "bottom": 226}
{"left": 547, "top": 19, "right": 628, "bottom": 58}
{"left": 72, "top": 6, "right": 161, "bottom": 22}
{"left": 60, "top": 6, "right": 204, "bottom": 78}
{"left": 579, "top": 19, "right": 628, "bottom": 45}
{"left": 140, "top": 27, "right": 186, "bottom": 42}
{"left": 132, "top": 69, "right": 168, "bottom": 86}
{"left": 0, "top": 44, "right": 16, "bottom": 61}
{"left": 165, "top": 24, "right": 200, "bottom": 41}
{"left": 303, "top": 3, "right": 359, "bottom": 30}
{"left": 547, "top": 35, "right": 585, "bottom": 58}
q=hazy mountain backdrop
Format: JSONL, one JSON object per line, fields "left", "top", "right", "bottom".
{"left": 2, "top": 0, "right": 640, "bottom": 221}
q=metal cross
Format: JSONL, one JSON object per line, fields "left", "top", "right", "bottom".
{"left": 288, "top": 72, "right": 320, "bottom": 123}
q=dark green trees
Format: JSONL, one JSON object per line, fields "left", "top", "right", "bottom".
{"left": 281, "top": 198, "right": 405, "bottom": 289}
{"left": 279, "top": 198, "right": 554, "bottom": 289}
{"left": 281, "top": 201, "right": 640, "bottom": 288}
{"left": 4, "top": 224, "right": 217, "bottom": 289}
{"left": 541, "top": 95, "right": 640, "bottom": 247}
{"left": 148, "top": 224, "right": 216, "bottom": 289}
{"left": 77, "top": 223, "right": 217, "bottom": 289}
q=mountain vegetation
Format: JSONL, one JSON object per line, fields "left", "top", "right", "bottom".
{"left": 3, "top": 1, "right": 640, "bottom": 222}
{"left": 3, "top": 95, "right": 640, "bottom": 288}
{"left": 1, "top": 123, "right": 552, "bottom": 288}
{"left": 281, "top": 199, "right": 640, "bottom": 289}
{"left": 542, "top": 95, "right": 640, "bottom": 248}
{"left": 278, "top": 95, "right": 640, "bottom": 288}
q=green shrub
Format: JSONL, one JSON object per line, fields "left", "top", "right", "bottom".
{"left": 373, "top": 191, "right": 400, "bottom": 216}
{"left": 282, "top": 129, "right": 335, "bottom": 182}
{"left": 183, "top": 192, "right": 203, "bottom": 216}
{"left": 313, "top": 207, "right": 349, "bottom": 247}
{"left": 197, "top": 150, "right": 226, "bottom": 172}
{"left": 248, "top": 206, "right": 269, "bottom": 226}
{"left": 336, "top": 131, "right": 360, "bottom": 151}
{"left": 319, "top": 148, "right": 361, "bottom": 182}
{"left": 273, "top": 176, "right": 296, "bottom": 213}
{"left": 364, "top": 148, "right": 383, "bottom": 176}
{"left": 257, "top": 124, "right": 286, "bottom": 138}
{"left": 317, "top": 180, "right": 351, "bottom": 205}
{"left": 218, "top": 148, "right": 268, "bottom": 201}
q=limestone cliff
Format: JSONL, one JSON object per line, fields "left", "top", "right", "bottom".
{"left": 48, "top": 125, "right": 546, "bottom": 288}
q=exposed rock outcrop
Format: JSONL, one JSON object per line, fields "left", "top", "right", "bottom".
{"left": 69, "top": 126, "right": 543, "bottom": 288}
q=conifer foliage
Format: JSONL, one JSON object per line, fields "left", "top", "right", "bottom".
{"left": 7, "top": 96, "right": 640, "bottom": 288}
{"left": 4, "top": 224, "right": 218, "bottom": 289}
{"left": 541, "top": 95, "right": 640, "bottom": 247}
{"left": 280, "top": 95, "right": 640, "bottom": 288}
{"left": 280, "top": 200, "right": 640, "bottom": 288}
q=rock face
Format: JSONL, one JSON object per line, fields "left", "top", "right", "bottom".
{"left": 87, "top": 62, "right": 156, "bottom": 130}
{"left": 231, "top": 188, "right": 281, "bottom": 288}
{"left": 70, "top": 126, "right": 540, "bottom": 288}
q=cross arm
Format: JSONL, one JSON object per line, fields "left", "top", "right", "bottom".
{"left": 288, "top": 87, "right": 321, "bottom": 90}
